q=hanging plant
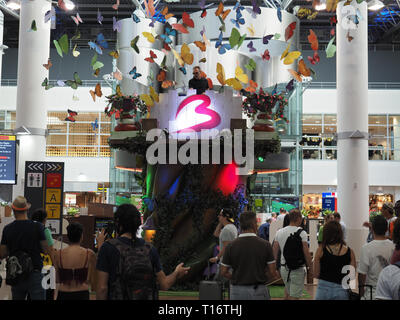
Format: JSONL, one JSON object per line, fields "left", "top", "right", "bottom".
{"left": 104, "top": 92, "right": 148, "bottom": 119}
{"left": 241, "top": 88, "right": 289, "bottom": 123}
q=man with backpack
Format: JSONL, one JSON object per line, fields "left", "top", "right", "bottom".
{"left": 0, "top": 196, "right": 51, "bottom": 300}
{"left": 273, "top": 209, "right": 313, "bottom": 300}
{"left": 96, "top": 204, "right": 190, "bottom": 300}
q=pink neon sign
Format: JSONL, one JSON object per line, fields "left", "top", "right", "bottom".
{"left": 174, "top": 95, "right": 221, "bottom": 133}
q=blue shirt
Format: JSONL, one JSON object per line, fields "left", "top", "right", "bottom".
{"left": 258, "top": 222, "right": 270, "bottom": 241}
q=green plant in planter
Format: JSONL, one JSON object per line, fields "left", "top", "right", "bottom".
{"left": 67, "top": 207, "right": 80, "bottom": 216}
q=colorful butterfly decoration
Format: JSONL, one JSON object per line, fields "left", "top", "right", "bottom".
{"left": 42, "top": 78, "right": 54, "bottom": 90}
{"left": 215, "top": 2, "right": 231, "bottom": 21}
{"left": 157, "top": 69, "right": 174, "bottom": 89}
{"left": 245, "top": 80, "right": 258, "bottom": 93}
{"left": 288, "top": 59, "right": 311, "bottom": 82}
{"left": 172, "top": 12, "right": 194, "bottom": 34}
{"left": 97, "top": 10, "right": 104, "bottom": 24}
{"left": 140, "top": 86, "right": 159, "bottom": 108}
{"left": 54, "top": 34, "right": 69, "bottom": 57}
{"left": 90, "top": 83, "right": 102, "bottom": 102}
{"left": 285, "top": 22, "right": 297, "bottom": 42}
{"left": 216, "top": 31, "right": 231, "bottom": 54}
{"left": 246, "top": 0, "right": 261, "bottom": 18}
{"left": 65, "top": 109, "right": 78, "bottom": 122}
{"left": 129, "top": 66, "right": 142, "bottom": 80}
{"left": 130, "top": 36, "right": 140, "bottom": 54}
{"left": 145, "top": 50, "right": 157, "bottom": 63}
{"left": 88, "top": 33, "right": 108, "bottom": 55}
{"left": 247, "top": 41, "right": 256, "bottom": 52}
{"left": 216, "top": 63, "right": 248, "bottom": 91}
{"left": 263, "top": 34, "right": 273, "bottom": 45}
{"left": 172, "top": 44, "right": 193, "bottom": 68}
{"left": 91, "top": 118, "right": 99, "bottom": 133}
{"left": 280, "top": 41, "right": 301, "bottom": 65}
{"left": 43, "top": 58, "right": 52, "bottom": 70}
{"left": 132, "top": 13, "right": 140, "bottom": 23}
{"left": 71, "top": 13, "right": 83, "bottom": 26}
{"left": 66, "top": 72, "right": 83, "bottom": 90}
{"left": 229, "top": 28, "right": 246, "bottom": 50}
{"left": 261, "top": 49, "right": 270, "bottom": 61}
{"left": 231, "top": 9, "right": 245, "bottom": 28}
{"left": 245, "top": 59, "right": 257, "bottom": 71}
{"left": 113, "top": 16, "right": 122, "bottom": 32}
{"left": 158, "top": 24, "right": 176, "bottom": 44}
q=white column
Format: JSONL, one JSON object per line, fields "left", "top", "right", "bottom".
{"left": 393, "top": 116, "right": 400, "bottom": 160}
{"left": 336, "top": 1, "right": 369, "bottom": 260}
{"left": 13, "top": 0, "right": 51, "bottom": 198}
{"left": 0, "top": 10, "right": 4, "bottom": 80}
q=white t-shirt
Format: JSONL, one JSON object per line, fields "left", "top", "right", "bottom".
{"left": 375, "top": 264, "right": 400, "bottom": 300}
{"left": 357, "top": 240, "right": 395, "bottom": 289}
{"left": 219, "top": 223, "right": 238, "bottom": 254}
{"left": 277, "top": 213, "right": 287, "bottom": 221}
{"left": 274, "top": 226, "right": 308, "bottom": 265}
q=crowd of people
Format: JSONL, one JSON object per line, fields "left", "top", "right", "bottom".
{"left": 0, "top": 197, "right": 189, "bottom": 300}
{"left": 1, "top": 195, "right": 399, "bottom": 300}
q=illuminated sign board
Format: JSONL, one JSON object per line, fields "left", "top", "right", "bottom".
{"left": 150, "top": 89, "right": 243, "bottom": 138}
{"left": 0, "top": 135, "right": 17, "bottom": 184}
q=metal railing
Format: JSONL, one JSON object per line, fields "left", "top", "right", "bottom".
{"left": 308, "top": 82, "right": 400, "bottom": 89}
{"left": 0, "top": 79, "right": 109, "bottom": 87}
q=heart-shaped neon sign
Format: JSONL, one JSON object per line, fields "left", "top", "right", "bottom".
{"left": 174, "top": 95, "right": 221, "bottom": 133}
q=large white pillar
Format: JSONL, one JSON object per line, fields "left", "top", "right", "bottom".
{"left": 336, "top": 0, "right": 369, "bottom": 260}
{"left": 13, "top": 0, "right": 51, "bottom": 198}
{"left": 0, "top": 10, "right": 4, "bottom": 80}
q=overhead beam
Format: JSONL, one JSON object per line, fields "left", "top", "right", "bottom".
{"left": 0, "top": 0, "right": 20, "bottom": 19}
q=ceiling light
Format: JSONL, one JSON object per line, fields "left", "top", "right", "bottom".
{"left": 368, "top": 0, "right": 384, "bottom": 11}
{"left": 315, "top": 0, "right": 326, "bottom": 11}
{"left": 63, "top": 0, "right": 75, "bottom": 11}
{"left": 6, "top": 0, "right": 21, "bottom": 10}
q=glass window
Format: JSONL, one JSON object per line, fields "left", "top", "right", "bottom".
{"left": 324, "top": 114, "right": 337, "bottom": 125}
{"left": 324, "top": 125, "right": 337, "bottom": 134}
{"left": 389, "top": 115, "right": 400, "bottom": 126}
{"left": 369, "top": 125, "right": 387, "bottom": 137}
{"left": 369, "top": 115, "right": 386, "bottom": 125}
{"left": 302, "top": 114, "right": 322, "bottom": 125}
{"left": 46, "top": 135, "right": 67, "bottom": 145}
{"left": 302, "top": 126, "right": 322, "bottom": 135}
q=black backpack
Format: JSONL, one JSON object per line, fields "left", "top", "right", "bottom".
{"left": 108, "top": 238, "right": 157, "bottom": 300}
{"left": 6, "top": 251, "right": 34, "bottom": 286}
{"left": 283, "top": 228, "right": 306, "bottom": 271}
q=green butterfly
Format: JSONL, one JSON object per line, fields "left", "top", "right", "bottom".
{"left": 66, "top": 72, "right": 83, "bottom": 90}
{"left": 245, "top": 58, "right": 257, "bottom": 71}
{"left": 274, "top": 33, "right": 281, "bottom": 40}
{"left": 229, "top": 28, "right": 246, "bottom": 49}
{"left": 218, "top": 16, "right": 226, "bottom": 32}
{"left": 30, "top": 20, "right": 37, "bottom": 32}
{"left": 326, "top": 36, "right": 336, "bottom": 58}
{"left": 41, "top": 77, "right": 54, "bottom": 90}
{"left": 54, "top": 34, "right": 69, "bottom": 57}
{"left": 71, "top": 30, "right": 81, "bottom": 41}
{"left": 131, "top": 35, "right": 140, "bottom": 54}
{"left": 91, "top": 53, "right": 104, "bottom": 70}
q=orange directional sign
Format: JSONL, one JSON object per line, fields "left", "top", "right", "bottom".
{"left": 46, "top": 189, "right": 61, "bottom": 203}
{"left": 45, "top": 204, "right": 61, "bottom": 219}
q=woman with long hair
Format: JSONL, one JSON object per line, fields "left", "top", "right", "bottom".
{"left": 54, "top": 222, "right": 96, "bottom": 300}
{"left": 314, "top": 220, "right": 356, "bottom": 300}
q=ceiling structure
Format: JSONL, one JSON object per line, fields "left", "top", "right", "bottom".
{"left": 1, "top": 0, "right": 400, "bottom": 49}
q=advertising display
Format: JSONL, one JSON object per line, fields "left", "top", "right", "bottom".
{"left": 0, "top": 135, "right": 17, "bottom": 184}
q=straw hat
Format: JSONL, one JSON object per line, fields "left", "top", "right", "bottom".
{"left": 11, "top": 196, "right": 31, "bottom": 212}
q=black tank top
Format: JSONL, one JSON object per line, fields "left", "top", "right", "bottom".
{"left": 319, "top": 245, "right": 351, "bottom": 285}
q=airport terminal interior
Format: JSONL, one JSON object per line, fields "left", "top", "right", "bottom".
{"left": 0, "top": 0, "right": 399, "bottom": 301}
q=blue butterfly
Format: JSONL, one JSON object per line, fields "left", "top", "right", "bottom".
{"left": 347, "top": 8, "right": 362, "bottom": 26}
{"left": 96, "top": 33, "right": 108, "bottom": 49}
{"left": 247, "top": 41, "right": 256, "bottom": 52}
{"left": 88, "top": 41, "right": 102, "bottom": 55}
{"left": 231, "top": 11, "right": 245, "bottom": 28}
{"left": 277, "top": 6, "right": 282, "bottom": 22}
{"left": 271, "top": 83, "right": 278, "bottom": 95}
{"left": 132, "top": 13, "right": 140, "bottom": 23}
{"left": 215, "top": 32, "right": 231, "bottom": 55}
{"left": 179, "top": 67, "right": 187, "bottom": 75}
{"left": 152, "top": 9, "right": 166, "bottom": 23}
{"left": 129, "top": 66, "right": 142, "bottom": 80}
{"left": 233, "top": 1, "right": 244, "bottom": 12}
{"left": 159, "top": 26, "right": 176, "bottom": 44}
{"left": 91, "top": 118, "right": 99, "bottom": 131}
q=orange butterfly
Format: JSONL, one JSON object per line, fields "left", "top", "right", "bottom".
{"left": 90, "top": 83, "right": 103, "bottom": 102}
{"left": 285, "top": 22, "right": 297, "bottom": 42}
{"left": 157, "top": 69, "right": 174, "bottom": 89}
{"left": 194, "top": 41, "right": 207, "bottom": 52}
{"left": 172, "top": 12, "right": 194, "bottom": 34}
{"left": 43, "top": 58, "right": 52, "bottom": 70}
{"left": 308, "top": 29, "right": 319, "bottom": 51}
{"left": 215, "top": 2, "right": 231, "bottom": 21}
{"left": 288, "top": 59, "right": 311, "bottom": 82}
{"left": 160, "top": 6, "right": 174, "bottom": 20}
{"left": 145, "top": 50, "right": 157, "bottom": 63}
{"left": 245, "top": 80, "right": 258, "bottom": 93}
